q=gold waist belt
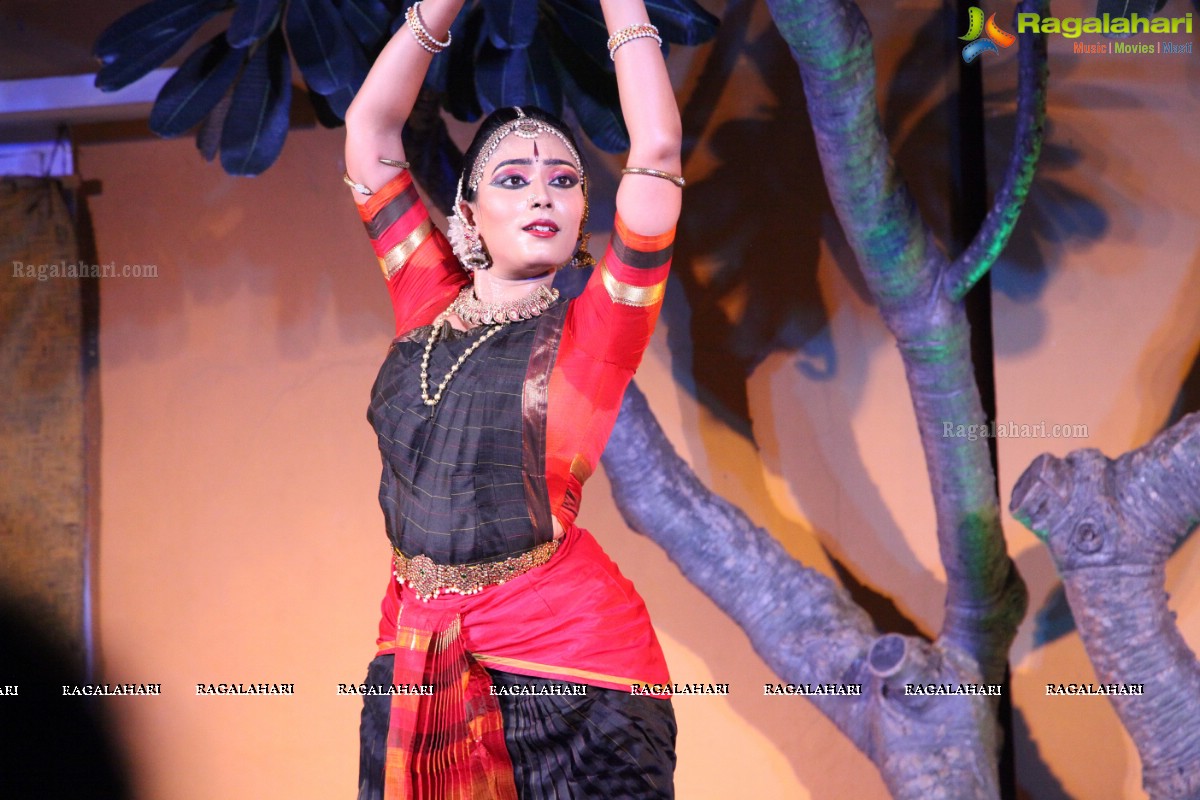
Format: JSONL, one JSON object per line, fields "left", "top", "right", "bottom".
{"left": 393, "top": 539, "right": 561, "bottom": 602}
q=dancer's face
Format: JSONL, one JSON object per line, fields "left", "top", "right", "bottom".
{"left": 467, "top": 133, "right": 585, "bottom": 279}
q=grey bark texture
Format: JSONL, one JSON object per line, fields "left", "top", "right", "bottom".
{"left": 1011, "top": 413, "right": 1200, "bottom": 799}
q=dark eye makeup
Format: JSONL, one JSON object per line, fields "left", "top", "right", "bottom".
{"left": 489, "top": 169, "right": 580, "bottom": 191}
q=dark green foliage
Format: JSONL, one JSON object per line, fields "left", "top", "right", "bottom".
{"left": 643, "top": 0, "right": 719, "bottom": 42}
{"left": 93, "top": 0, "right": 718, "bottom": 175}
{"left": 437, "top": 9, "right": 484, "bottom": 120}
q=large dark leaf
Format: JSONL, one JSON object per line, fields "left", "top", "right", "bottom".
{"left": 475, "top": 40, "right": 509, "bottom": 114}
{"left": 443, "top": 6, "right": 485, "bottom": 121}
{"left": 286, "top": 0, "right": 357, "bottom": 94}
{"left": 307, "top": 86, "right": 350, "bottom": 127}
{"left": 548, "top": 25, "right": 626, "bottom": 151}
{"left": 557, "top": 63, "right": 626, "bottom": 152}
{"left": 94, "top": 0, "right": 227, "bottom": 91}
{"left": 425, "top": 10, "right": 474, "bottom": 94}
{"left": 228, "top": 0, "right": 283, "bottom": 48}
{"left": 318, "top": 40, "right": 369, "bottom": 119}
{"left": 643, "top": 0, "right": 719, "bottom": 44}
{"left": 402, "top": 101, "right": 464, "bottom": 212}
{"left": 149, "top": 34, "right": 246, "bottom": 137}
{"left": 221, "top": 29, "right": 293, "bottom": 175}
{"left": 339, "top": 0, "right": 394, "bottom": 49}
{"left": 546, "top": 0, "right": 611, "bottom": 72}
{"left": 196, "top": 92, "right": 233, "bottom": 161}
{"left": 546, "top": 0, "right": 717, "bottom": 48}
{"left": 524, "top": 36, "right": 563, "bottom": 116}
{"left": 95, "top": 0, "right": 224, "bottom": 60}
{"left": 480, "top": 0, "right": 540, "bottom": 48}
{"left": 476, "top": 40, "right": 563, "bottom": 115}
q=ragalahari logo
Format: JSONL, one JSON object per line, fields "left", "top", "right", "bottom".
{"left": 960, "top": 6, "right": 1017, "bottom": 62}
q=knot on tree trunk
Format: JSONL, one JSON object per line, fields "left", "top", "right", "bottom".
{"left": 860, "top": 634, "right": 1001, "bottom": 800}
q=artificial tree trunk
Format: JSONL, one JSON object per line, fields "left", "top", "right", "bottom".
{"left": 604, "top": 384, "right": 1002, "bottom": 799}
{"left": 758, "top": 0, "right": 1047, "bottom": 686}
{"left": 1011, "top": 413, "right": 1200, "bottom": 799}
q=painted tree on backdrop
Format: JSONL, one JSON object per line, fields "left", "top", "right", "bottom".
{"left": 94, "top": 0, "right": 1200, "bottom": 796}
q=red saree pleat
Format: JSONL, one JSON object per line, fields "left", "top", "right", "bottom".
{"left": 377, "top": 613, "right": 517, "bottom": 800}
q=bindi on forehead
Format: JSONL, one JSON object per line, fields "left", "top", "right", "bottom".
{"left": 497, "top": 136, "right": 553, "bottom": 159}
{"left": 486, "top": 138, "right": 577, "bottom": 171}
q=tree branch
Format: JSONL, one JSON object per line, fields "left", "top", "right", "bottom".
{"left": 1011, "top": 412, "right": 1200, "bottom": 799}
{"left": 604, "top": 384, "right": 1002, "bottom": 799}
{"left": 762, "top": 0, "right": 1027, "bottom": 684}
{"left": 944, "top": 0, "right": 1050, "bottom": 303}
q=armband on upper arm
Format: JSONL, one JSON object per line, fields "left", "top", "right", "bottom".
{"left": 600, "top": 261, "right": 667, "bottom": 307}
{"left": 357, "top": 171, "right": 438, "bottom": 281}
{"left": 380, "top": 218, "right": 433, "bottom": 280}
{"left": 600, "top": 214, "right": 674, "bottom": 307}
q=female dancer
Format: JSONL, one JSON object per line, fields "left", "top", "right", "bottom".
{"left": 344, "top": 0, "right": 683, "bottom": 797}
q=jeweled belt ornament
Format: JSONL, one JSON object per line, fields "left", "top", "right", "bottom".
{"left": 393, "top": 539, "right": 561, "bottom": 602}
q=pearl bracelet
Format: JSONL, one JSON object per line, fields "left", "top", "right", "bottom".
{"left": 406, "top": 1, "right": 451, "bottom": 54}
{"left": 607, "top": 23, "right": 662, "bottom": 61}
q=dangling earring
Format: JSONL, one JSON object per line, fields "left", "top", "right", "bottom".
{"left": 447, "top": 177, "right": 491, "bottom": 271}
{"left": 568, "top": 178, "right": 592, "bottom": 268}
{"left": 569, "top": 232, "right": 596, "bottom": 269}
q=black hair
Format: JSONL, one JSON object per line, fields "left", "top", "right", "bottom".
{"left": 459, "top": 106, "right": 587, "bottom": 203}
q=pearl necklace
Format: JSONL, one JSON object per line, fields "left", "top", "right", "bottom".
{"left": 418, "top": 285, "right": 559, "bottom": 407}
{"left": 420, "top": 310, "right": 505, "bottom": 407}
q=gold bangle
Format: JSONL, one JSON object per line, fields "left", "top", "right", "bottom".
{"left": 343, "top": 171, "right": 374, "bottom": 196}
{"left": 621, "top": 167, "right": 685, "bottom": 188}
{"left": 607, "top": 23, "right": 662, "bottom": 61}
{"left": 406, "top": 1, "right": 451, "bottom": 54}
{"left": 344, "top": 161, "right": 409, "bottom": 195}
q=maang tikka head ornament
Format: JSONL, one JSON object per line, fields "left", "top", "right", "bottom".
{"left": 448, "top": 107, "right": 594, "bottom": 272}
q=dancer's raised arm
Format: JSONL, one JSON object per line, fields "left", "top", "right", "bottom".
{"left": 343, "top": 0, "right": 464, "bottom": 204}
{"left": 602, "top": 0, "right": 684, "bottom": 237}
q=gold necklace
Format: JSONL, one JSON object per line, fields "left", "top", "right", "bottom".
{"left": 451, "top": 284, "right": 559, "bottom": 326}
